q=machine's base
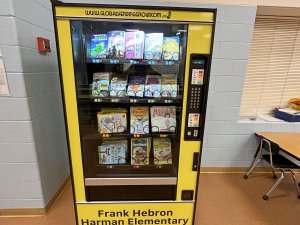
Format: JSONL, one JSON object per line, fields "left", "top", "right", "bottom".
{"left": 76, "top": 202, "right": 195, "bottom": 225}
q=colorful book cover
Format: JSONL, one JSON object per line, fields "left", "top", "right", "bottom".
{"left": 89, "top": 34, "right": 107, "bottom": 59}
{"left": 144, "top": 33, "right": 163, "bottom": 60}
{"left": 153, "top": 138, "right": 172, "bottom": 165}
{"left": 125, "top": 31, "right": 145, "bottom": 59}
{"left": 131, "top": 138, "right": 150, "bottom": 165}
{"left": 150, "top": 106, "right": 177, "bottom": 132}
{"left": 107, "top": 31, "right": 125, "bottom": 59}
{"left": 161, "top": 74, "right": 178, "bottom": 98}
{"left": 127, "top": 75, "right": 145, "bottom": 97}
{"left": 144, "top": 75, "right": 162, "bottom": 98}
{"left": 162, "top": 36, "right": 180, "bottom": 60}
{"left": 99, "top": 145, "right": 117, "bottom": 164}
{"left": 91, "top": 72, "right": 110, "bottom": 97}
{"left": 110, "top": 74, "right": 128, "bottom": 97}
{"left": 130, "top": 107, "right": 149, "bottom": 134}
{"left": 98, "top": 140, "right": 127, "bottom": 164}
{"left": 97, "top": 109, "right": 127, "bottom": 133}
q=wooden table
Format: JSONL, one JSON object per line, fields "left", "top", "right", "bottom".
{"left": 256, "top": 132, "right": 300, "bottom": 160}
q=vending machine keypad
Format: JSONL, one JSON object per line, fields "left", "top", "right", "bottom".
{"left": 191, "top": 87, "right": 201, "bottom": 109}
{"left": 184, "top": 54, "right": 209, "bottom": 141}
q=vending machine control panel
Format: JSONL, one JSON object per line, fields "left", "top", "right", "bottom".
{"left": 184, "top": 54, "right": 209, "bottom": 141}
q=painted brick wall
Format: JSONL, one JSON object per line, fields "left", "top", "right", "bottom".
{"left": 201, "top": 5, "right": 300, "bottom": 168}
{"left": 0, "top": 0, "right": 69, "bottom": 208}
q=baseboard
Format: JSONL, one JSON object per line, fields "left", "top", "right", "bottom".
{"left": 0, "top": 176, "right": 71, "bottom": 217}
{"left": 200, "top": 167, "right": 300, "bottom": 173}
{"left": 44, "top": 175, "right": 71, "bottom": 215}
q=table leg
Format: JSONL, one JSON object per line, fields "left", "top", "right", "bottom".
{"left": 253, "top": 143, "right": 261, "bottom": 159}
{"left": 244, "top": 143, "right": 262, "bottom": 179}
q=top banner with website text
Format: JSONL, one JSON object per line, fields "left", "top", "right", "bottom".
{"left": 55, "top": 6, "right": 214, "bottom": 23}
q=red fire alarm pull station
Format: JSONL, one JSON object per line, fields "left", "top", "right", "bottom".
{"left": 37, "top": 37, "right": 51, "bottom": 52}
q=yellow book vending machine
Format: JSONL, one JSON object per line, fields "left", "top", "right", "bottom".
{"left": 51, "top": 1, "right": 216, "bottom": 224}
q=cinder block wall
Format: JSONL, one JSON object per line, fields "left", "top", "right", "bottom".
{"left": 201, "top": 5, "right": 300, "bottom": 168}
{"left": 0, "top": 0, "right": 69, "bottom": 209}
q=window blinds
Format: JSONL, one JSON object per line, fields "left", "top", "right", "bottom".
{"left": 240, "top": 17, "right": 300, "bottom": 117}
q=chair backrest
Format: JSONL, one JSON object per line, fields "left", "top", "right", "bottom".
{"left": 261, "top": 138, "right": 281, "bottom": 154}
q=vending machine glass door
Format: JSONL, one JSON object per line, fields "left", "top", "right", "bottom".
{"left": 70, "top": 20, "right": 188, "bottom": 201}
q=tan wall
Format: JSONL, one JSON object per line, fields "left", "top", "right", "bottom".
{"left": 139, "top": 0, "right": 300, "bottom": 7}
{"left": 134, "top": 0, "right": 300, "bottom": 17}
{"left": 209, "top": 0, "right": 300, "bottom": 7}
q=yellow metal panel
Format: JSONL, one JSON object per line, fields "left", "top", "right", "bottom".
{"left": 176, "top": 24, "right": 213, "bottom": 200}
{"left": 56, "top": 19, "right": 86, "bottom": 201}
{"left": 55, "top": 6, "right": 214, "bottom": 22}
{"left": 77, "top": 203, "right": 195, "bottom": 225}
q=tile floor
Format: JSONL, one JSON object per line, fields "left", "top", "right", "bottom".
{"left": 0, "top": 173, "right": 300, "bottom": 225}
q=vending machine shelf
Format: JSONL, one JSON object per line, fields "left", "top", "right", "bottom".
{"left": 86, "top": 58, "right": 181, "bottom": 66}
{"left": 83, "top": 132, "right": 177, "bottom": 140}
{"left": 85, "top": 177, "right": 177, "bottom": 186}
{"left": 85, "top": 163, "right": 177, "bottom": 178}
{"left": 95, "top": 164, "right": 174, "bottom": 170}
{"left": 78, "top": 95, "right": 183, "bottom": 105}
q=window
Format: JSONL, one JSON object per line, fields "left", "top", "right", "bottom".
{"left": 240, "top": 17, "right": 300, "bottom": 118}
